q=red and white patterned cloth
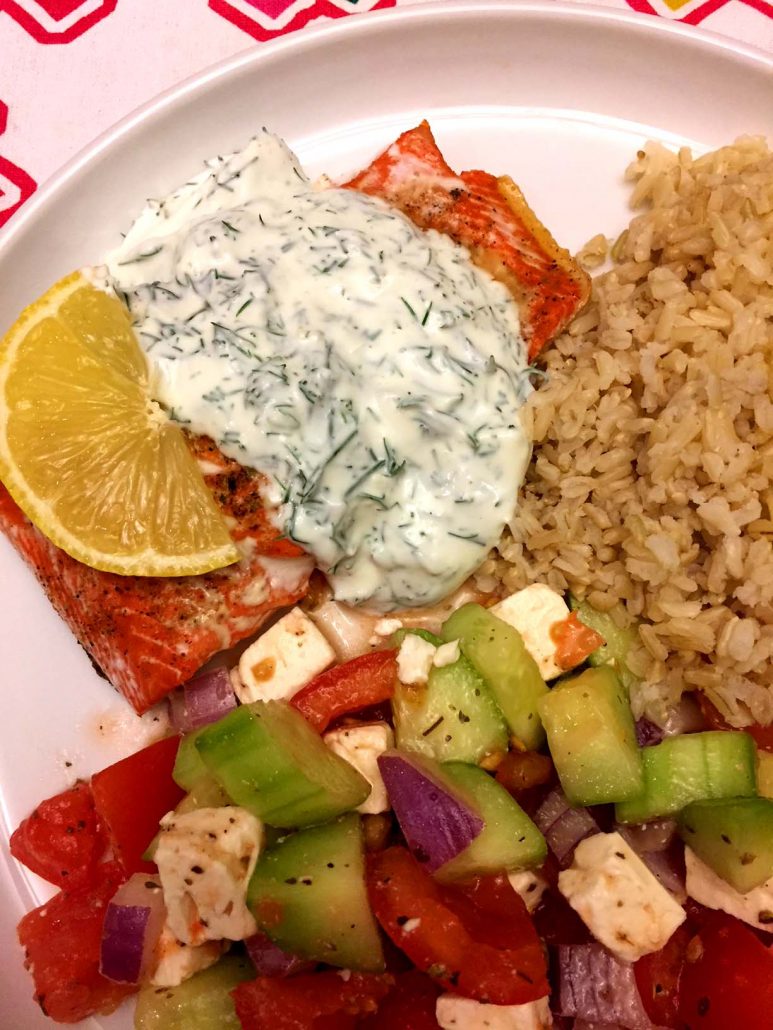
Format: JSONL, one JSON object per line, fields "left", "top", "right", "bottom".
{"left": 1, "top": 0, "right": 772, "bottom": 232}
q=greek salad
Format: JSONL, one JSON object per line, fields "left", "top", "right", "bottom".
{"left": 10, "top": 584, "right": 773, "bottom": 1028}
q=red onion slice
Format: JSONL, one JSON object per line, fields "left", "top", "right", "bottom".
{"left": 635, "top": 718, "right": 664, "bottom": 748}
{"left": 616, "top": 820, "right": 676, "bottom": 854}
{"left": 557, "top": 944, "right": 654, "bottom": 1029}
{"left": 245, "top": 932, "right": 314, "bottom": 977}
{"left": 168, "top": 667, "right": 237, "bottom": 733}
{"left": 638, "top": 848, "right": 686, "bottom": 903}
{"left": 100, "top": 874, "right": 166, "bottom": 984}
{"left": 636, "top": 696, "right": 706, "bottom": 748}
{"left": 616, "top": 822, "right": 686, "bottom": 902}
{"left": 534, "top": 787, "right": 573, "bottom": 830}
{"left": 535, "top": 789, "right": 598, "bottom": 866}
{"left": 661, "top": 694, "right": 706, "bottom": 736}
{"left": 378, "top": 751, "right": 483, "bottom": 872}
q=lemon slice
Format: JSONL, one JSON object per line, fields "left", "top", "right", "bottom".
{"left": 0, "top": 271, "right": 240, "bottom": 576}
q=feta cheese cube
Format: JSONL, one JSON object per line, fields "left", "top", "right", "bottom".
{"left": 236, "top": 607, "right": 335, "bottom": 704}
{"left": 397, "top": 634, "right": 437, "bottom": 686}
{"left": 492, "top": 585, "right": 570, "bottom": 681}
{"left": 369, "top": 617, "right": 403, "bottom": 646}
{"left": 436, "top": 995, "right": 552, "bottom": 1029}
{"left": 324, "top": 722, "right": 394, "bottom": 814}
{"left": 150, "top": 924, "right": 227, "bottom": 987}
{"left": 685, "top": 847, "right": 773, "bottom": 932}
{"left": 507, "top": 869, "right": 548, "bottom": 914}
{"left": 434, "top": 639, "right": 461, "bottom": 668}
{"left": 155, "top": 806, "right": 264, "bottom": 945}
{"left": 558, "top": 831, "right": 686, "bottom": 962}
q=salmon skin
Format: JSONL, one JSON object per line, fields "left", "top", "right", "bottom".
{"left": 344, "top": 120, "right": 590, "bottom": 359}
{"left": 0, "top": 484, "right": 311, "bottom": 714}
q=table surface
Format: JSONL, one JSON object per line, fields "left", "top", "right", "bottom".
{"left": 0, "top": 0, "right": 772, "bottom": 234}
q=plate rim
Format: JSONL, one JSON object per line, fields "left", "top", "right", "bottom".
{"left": 1, "top": 0, "right": 771, "bottom": 265}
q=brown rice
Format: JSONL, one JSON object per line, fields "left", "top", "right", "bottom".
{"left": 480, "top": 137, "right": 773, "bottom": 728}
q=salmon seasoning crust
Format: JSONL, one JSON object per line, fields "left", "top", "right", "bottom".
{"left": 344, "top": 120, "right": 591, "bottom": 360}
{"left": 0, "top": 484, "right": 312, "bottom": 714}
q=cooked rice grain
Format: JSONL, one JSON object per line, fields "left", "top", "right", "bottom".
{"left": 490, "top": 137, "right": 773, "bottom": 728}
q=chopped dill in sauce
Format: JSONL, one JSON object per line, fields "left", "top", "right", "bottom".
{"left": 106, "top": 131, "right": 532, "bottom": 609}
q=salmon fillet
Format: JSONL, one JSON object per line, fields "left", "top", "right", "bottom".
{"left": 186, "top": 433, "right": 304, "bottom": 557}
{"left": 344, "top": 120, "right": 590, "bottom": 359}
{"left": 0, "top": 123, "right": 584, "bottom": 714}
{"left": 0, "top": 484, "right": 311, "bottom": 714}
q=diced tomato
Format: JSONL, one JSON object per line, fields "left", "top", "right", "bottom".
{"left": 677, "top": 910, "right": 773, "bottom": 1029}
{"left": 360, "top": 969, "right": 442, "bottom": 1029}
{"left": 495, "top": 750, "right": 554, "bottom": 798}
{"left": 697, "top": 693, "right": 773, "bottom": 752}
{"left": 290, "top": 650, "right": 398, "bottom": 733}
{"left": 634, "top": 923, "right": 693, "bottom": 1029}
{"left": 10, "top": 781, "right": 107, "bottom": 889}
{"left": 367, "top": 846, "right": 549, "bottom": 1006}
{"left": 17, "top": 860, "right": 134, "bottom": 1023}
{"left": 91, "top": 734, "right": 184, "bottom": 875}
{"left": 551, "top": 611, "right": 605, "bottom": 670}
{"left": 231, "top": 971, "right": 393, "bottom": 1030}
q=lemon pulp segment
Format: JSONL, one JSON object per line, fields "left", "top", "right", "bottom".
{"left": 0, "top": 272, "right": 240, "bottom": 576}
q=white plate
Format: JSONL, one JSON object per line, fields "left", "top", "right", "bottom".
{"left": 1, "top": 2, "right": 771, "bottom": 1026}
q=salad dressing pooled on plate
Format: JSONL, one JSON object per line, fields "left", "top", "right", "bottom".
{"left": 106, "top": 131, "right": 532, "bottom": 609}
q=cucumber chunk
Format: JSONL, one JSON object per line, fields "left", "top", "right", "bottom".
{"left": 391, "top": 628, "right": 442, "bottom": 647}
{"left": 393, "top": 633, "right": 508, "bottom": 764}
{"left": 195, "top": 702, "right": 370, "bottom": 827}
{"left": 436, "top": 763, "right": 546, "bottom": 880}
{"left": 247, "top": 813, "right": 384, "bottom": 971}
{"left": 175, "top": 778, "right": 231, "bottom": 814}
{"left": 616, "top": 731, "right": 758, "bottom": 824}
{"left": 143, "top": 777, "right": 233, "bottom": 860}
{"left": 569, "top": 596, "right": 639, "bottom": 692}
{"left": 758, "top": 751, "right": 773, "bottom": 799}
{"left": 134, "top": 954, "right": 253, "bottom": 1029}
{"left": 538, "top": 666, "right": 643, "bottom": 805}
{"left": 441, "top": 603, "right": 547, "bottom": 749}
{"left": 678, "top": 798, "right": 773, "bottom": 893}
{"left": 173, "top": 730, "right": 209, "bottom": 791}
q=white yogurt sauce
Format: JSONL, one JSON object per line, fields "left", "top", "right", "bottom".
{"left": 106, "top": 131, "right": 532, "bottom": 610}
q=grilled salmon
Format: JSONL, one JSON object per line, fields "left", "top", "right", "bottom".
{"left": 0, "top": 123, "right": 586, "bottom": 714}
{"left": 0, "top": 484, "right": 311, "bottom": 713}
{"left": 186, "top": 433, "right": 304, "bottom": 556}
{"left": 344, "top": 120, "right": 590, "bottom": 358}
